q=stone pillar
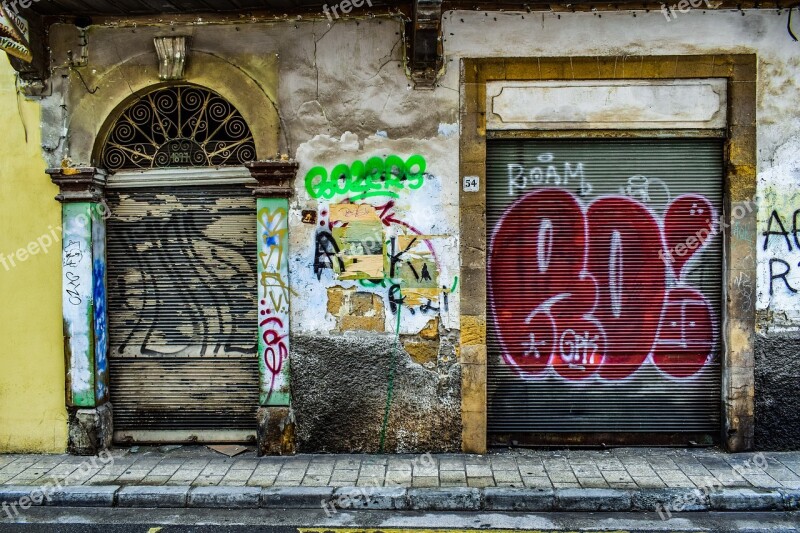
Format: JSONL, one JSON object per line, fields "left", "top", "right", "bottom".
{"left": 47, "top": 167, "right": 112, "bottom": 455}
{"left": 246, "top": 161, "right": 298, "bottom": 455}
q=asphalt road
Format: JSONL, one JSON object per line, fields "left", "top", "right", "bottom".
{"left": 0, "top": 508, "right": 798, "bottom": 532}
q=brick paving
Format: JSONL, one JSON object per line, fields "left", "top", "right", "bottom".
{"left": 1, "top": 446, "right": 799, "bottom": 492}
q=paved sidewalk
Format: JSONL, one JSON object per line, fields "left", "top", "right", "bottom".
{"left": 1, "top": 446, "right": 799, "bottom": 491}
{"left": 1, "top": 447, "right": 800, "bottom": 514}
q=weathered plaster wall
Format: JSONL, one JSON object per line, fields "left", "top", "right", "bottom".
{"left": 755, "top": 136, "right": 800, "bottom": 449}
{"left": 42, "top": 8, "right": 800, "bottom": 451}
{"left": 291, "top": 133, "right": 461, "bottom": 451}
{"left": 0, "top": 60, "right": 67, "bottom": 452}
{"left": 47, "top": 20, "right": 462, "bottom": 452}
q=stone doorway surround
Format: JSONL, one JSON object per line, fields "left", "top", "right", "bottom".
{"left": 458, "top": 55, "right": 758, "bottom": 453}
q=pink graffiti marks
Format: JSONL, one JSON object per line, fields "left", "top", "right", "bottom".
{"left": 257, "top": 200, "right": 290, "bottom": 405}
{"left": 489, "top": 189, "right": 717, "bottom": 381}
{"left": 259, "top": 306, "right": 288, "bottom": 400}
{"left": 374, "top": 200, "right": 439, "bottom": 263}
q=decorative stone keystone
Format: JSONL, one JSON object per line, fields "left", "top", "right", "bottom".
{"left": 246, "top": 160, "right": 299, "bottom": 455}
{"left": 48, "top": 166, "right": 112, "bottom": 455}
{"left": 154, "top": 36, "right": 189, "bottom": 81}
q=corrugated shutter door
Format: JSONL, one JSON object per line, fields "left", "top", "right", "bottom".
{"left": 486, "top": 138, "right": 723, "bottom": 444}
{"left": 106, "top": 185, "right": 258, "bottom": 432}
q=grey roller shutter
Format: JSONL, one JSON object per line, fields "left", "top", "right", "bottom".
{"left": 486, "top": 138, "right": 723, "bottom": 445}
{"left": 106, "top": 185, "right": 258, "bottom": 434}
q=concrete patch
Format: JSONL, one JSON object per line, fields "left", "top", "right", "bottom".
{"left": 292, "top": 334, "right": 461, "bottom": 453}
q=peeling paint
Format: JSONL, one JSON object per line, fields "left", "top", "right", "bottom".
{"left": 293, "top": 132, "right": 460, "bottom": 336}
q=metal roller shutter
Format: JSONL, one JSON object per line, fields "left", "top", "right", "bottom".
{"left": 486, "top": 138, "right": 724, "bottom": 446}
{"left": 106, "top": 185, "right": 258, "bottom": 439}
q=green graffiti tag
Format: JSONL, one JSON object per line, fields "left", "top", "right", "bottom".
{"left": 305, "top": 154, "right": 427, "bottom": 201}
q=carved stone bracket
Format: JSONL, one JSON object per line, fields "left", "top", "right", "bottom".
{"left": 46, "top": 167, "right": 108, "bottom": 203}
{"left": 407, "top": 0, "right": 443, "bottom": 89}
{"left": 245, "top": 160, "right": 298, "bottom": 198}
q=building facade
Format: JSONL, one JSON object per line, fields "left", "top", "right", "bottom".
{"left": 0, "top": 1, "right": 798, "bottom": 454}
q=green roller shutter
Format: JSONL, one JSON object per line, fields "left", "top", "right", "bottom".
{"left": 486, "top": 138, "right": 723, "bottom": 445}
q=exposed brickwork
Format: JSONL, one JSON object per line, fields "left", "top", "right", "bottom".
{"left": 327, "top": 287, "right": 386, "bottom": 333}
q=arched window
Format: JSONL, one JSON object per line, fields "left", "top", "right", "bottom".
{"left": 99, "top": 85, "right": 256, "bottom": 171}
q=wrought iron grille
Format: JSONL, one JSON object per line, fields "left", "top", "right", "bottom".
{"left": 100, "top": 85, "right": 256, "bottom": 171}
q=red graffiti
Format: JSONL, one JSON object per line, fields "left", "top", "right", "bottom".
{"left": 489, "top": 189, "right": 716, "bottom": 381}
{"left": 259, "top": 306, "right": 287, "bottom": 400}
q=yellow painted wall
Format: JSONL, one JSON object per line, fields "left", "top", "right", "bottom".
{"left": 0, "top": 59, "right": 67, "bottom": 452}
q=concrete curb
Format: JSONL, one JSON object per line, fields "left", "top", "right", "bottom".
{"left": 484, "top": 487, "right": 554, "bottom": 511}
{"left": 188, "top": 486, "right": 261, "bottom": 509}
{"left": 708, "top": 488, "right": 783, "bottom": 511}
{"left": 331, "top": 486, "right": 408, "bottom": 510}
{"left": 630, "top": 487, "right": 708, "bottom": 512}
{"left": 1, "top": 485, "right": 800, "bottom": 513}
{"left": 117, "top": 486, "right": 189, "bottom": 508}
{"left": 555, "top": 488, "right": 632, "bottom": 512}
{"left": 780, "top": 488, "right": 800, "bottom": 510}
{"left": 45, "top": 486, "right": 119, "bottom": 508}
{"left": 262, "top": 486, "right": 334, "bottom": 509}
{"left": 407, "top": 487, "right": 481, "bottom": 511}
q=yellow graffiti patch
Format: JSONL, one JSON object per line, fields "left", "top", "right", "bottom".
{"left": 340, "top": 254, "right": 384, "bottom": 279}
{"left": 330, "top": 203, "right": 381, "bottom": 223}
{"left": 400, "top": 287, "right": 442, "bottom": 307}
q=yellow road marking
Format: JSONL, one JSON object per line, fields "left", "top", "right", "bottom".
{"left": 299, "top": 529, "right": 632, "bottom": 533}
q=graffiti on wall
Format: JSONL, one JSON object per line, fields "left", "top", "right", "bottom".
{"left": 308, "top": 154, "right": 453, "bottom": 316}
{"left": 755, "top": 137, "right": 800, "bottom": 322}
{"left": 91, "top": 207, "right": 109, "bottom": 403}
{"left": 62, "top": 203, "right": 96, "bottom": 407}
{"left": 106, "top": 192, "right": 256, "bottom": 358}
{"left": 763, "top": 208, "right": 800, "bottom": 296}
{"left": 258, "top": 198, "right": 291, "bottom": 405}
{"left": 305, "top": 154, "right": 427, "bottom": 201}
{"left": 489, "top": 187, "right": 718, "bottom": 382}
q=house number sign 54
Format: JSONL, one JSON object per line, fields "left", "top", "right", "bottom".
{"left": 463, "top": 176, "right": 479, "bottom": 192}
